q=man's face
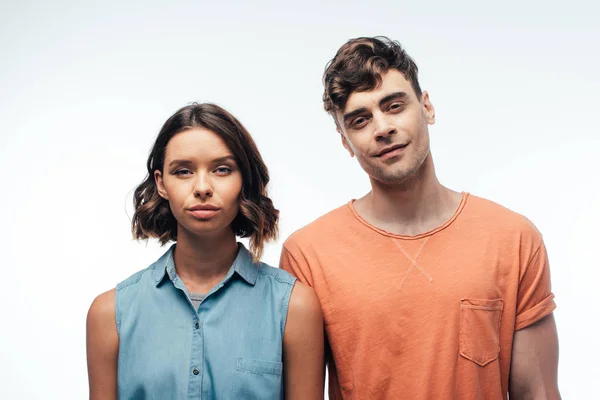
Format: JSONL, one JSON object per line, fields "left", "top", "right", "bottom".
{"left": 336, "top": 69, "right": 436, "bottom": 185}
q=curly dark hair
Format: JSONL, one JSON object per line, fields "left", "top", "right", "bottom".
{"left": 132, "top": 103, "right": 278, "bottom": 260}
{"left": 323, "top": 36, "right": 422, "bottom": 116}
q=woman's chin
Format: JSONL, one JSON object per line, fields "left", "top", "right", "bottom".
{"left": 180, "top": 220, "right": 235, "bottom": 239}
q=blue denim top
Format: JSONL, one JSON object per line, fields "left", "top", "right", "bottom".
{"left": 115, "top": 243, "right": 296, "bottom": 399}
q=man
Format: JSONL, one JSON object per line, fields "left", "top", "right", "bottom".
{"left": 280, "top": 36, "right": 560, "bottom": 399}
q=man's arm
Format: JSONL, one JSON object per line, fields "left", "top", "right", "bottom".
{"left": 509, "top": 220, "right": 560, "bottom": 399}
{"left": 280, "top": 242, "right": 328, "bottom": 391}
{"left": 509, "top": 313, "right": 561, "bottom": 400}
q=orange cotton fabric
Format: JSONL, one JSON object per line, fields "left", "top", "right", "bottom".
{"left": 280, "top": 193, "right": 556, "bottom": 400}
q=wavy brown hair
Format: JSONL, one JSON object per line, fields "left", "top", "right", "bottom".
{"left": 323, "top": 36, "right": 422, "bottom": 116}
{"left": 132, "top": 103, "right": 278, "bottom": 261}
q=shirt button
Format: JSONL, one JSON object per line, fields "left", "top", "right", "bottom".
{"left": 195, "top": 322, "right": 199, "bottom": 329}
{"left": 193, "top": 368, "right": 200, "bottom": 375}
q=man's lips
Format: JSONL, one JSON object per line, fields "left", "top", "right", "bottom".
{"left": 375, "top": 143, "right": 408, "bottom": 157}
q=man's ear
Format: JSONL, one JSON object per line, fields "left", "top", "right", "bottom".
{"left": 154, "top": 170, "right": 169, "bottom": 200}
{"left": 338, "top": 128, "right": 355, "bottom": 157}
{"left": 421, "top": 91, "right": 436, "bottom": 125}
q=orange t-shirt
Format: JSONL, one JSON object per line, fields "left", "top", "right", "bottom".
{"left": 280, "top": 193, "right": 556, "bottom": 399}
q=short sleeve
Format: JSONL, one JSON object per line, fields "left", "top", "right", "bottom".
{"left": 279, "top": 240, "right": 314, "bottom": 288}
{"left": 515, "top": 239, "right": 556, "bottom": 331}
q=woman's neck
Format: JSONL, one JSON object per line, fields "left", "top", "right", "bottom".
{"left": 173, "top": 226, "right": 239, "bottom": 294}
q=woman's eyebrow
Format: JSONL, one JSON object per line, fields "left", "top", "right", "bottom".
{"left": 168, "top": 159, "right": 193, "bottom": 168}
{"left": 212, "top": 155, "right": 236, "bottom": 163}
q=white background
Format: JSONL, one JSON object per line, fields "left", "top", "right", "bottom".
{"left": 1, "top": 0, "right": 598, "bottom": 398}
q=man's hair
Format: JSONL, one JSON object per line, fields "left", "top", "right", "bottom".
{"left": 132, "top": 103, "right": 278, "bottom": 261}
{"left": 323, "top": 36, "right": 422, "bottom": 115}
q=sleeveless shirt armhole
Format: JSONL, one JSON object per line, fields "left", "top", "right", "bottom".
{"left": 113, "top": 264, "right": 156, "bottom": 336}
{"left": 280, "top": 277, "right": 297, "bottom": 338}
{"left": 115, "top": 285, "right": 121, "bottom": 335}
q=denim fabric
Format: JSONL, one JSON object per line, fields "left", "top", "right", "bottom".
{"left": 116, "top": 243, "right": 296, "bottom": 399}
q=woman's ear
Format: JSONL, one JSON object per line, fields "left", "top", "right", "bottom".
{"left": 154, "top": 170, "right": 169, "bottom": 200}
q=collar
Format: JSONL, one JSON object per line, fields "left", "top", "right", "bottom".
{"left": 153, "top": 242, "right": 258, "bottom": 286}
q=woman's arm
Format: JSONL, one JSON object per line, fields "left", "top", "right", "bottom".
{"left": 86, "top": 289, "right": 119, "bottom": 400}
{"left": 283, "top": 282, "right": 325, "bottom": 399}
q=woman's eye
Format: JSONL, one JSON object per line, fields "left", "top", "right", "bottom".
{"left": 174, "top": 169, "right": 191, "bottom": 175}
{"left": 215, "top": 167, "right": 232, "bottom": 174}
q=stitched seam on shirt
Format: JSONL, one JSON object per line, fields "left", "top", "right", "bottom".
{"left": 281, "top": 244, "right": 334, "bottom": 321}
{"left": 397, "top": 265, "right": 413, "bottom": 289}
{"left": 519, "top": 242, "right": 543, "bottom": 285}
{"left": 281, "top": 244, "right": 306, "bottom": 281}
{"left": 115, "top": 267, "right": 154, "bottom": 333}
{"left": 461, "top": 305, "right": 503, "bottom": 311}
{"left": 236, "top": 363, "right": 283, "bottom": 376}
{"left": 258, "top": 268, "right": 295, "bottom": 284}
{"left": 280, "top": 277, "right": 296, "bottom": 338}
{"left": 392, "top": 237, "right": 433, "bottom": 282}
{"left": 115, "top": 289, "right": 121, "bottom": 335}
{"left": 116, "top": 267, "right": 149, "bottom": 290}
{"left": 237, "top": 369, "right": 282, "bottom": 376}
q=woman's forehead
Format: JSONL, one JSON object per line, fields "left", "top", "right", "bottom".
{"left": 165, "top": 128, "right": 234, "bottom": 161}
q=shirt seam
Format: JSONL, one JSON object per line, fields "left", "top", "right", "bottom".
{"left": 347, "top": 191, "right": 469, "bottom": 240}
{"left": 515, "top": 293, "right": 556, "bottom": 331}
{"left": 257, "top": 267, "right": 295, "bottom": 285}
{"left": 280, "top": 277, "right": 296, "bottom": 338}
{"left": 115, "top": 287, "right": 122, "bottom": 335}
{"left": 117, "top": 266, "right": 152, "bottom": 290}
{"left": 519, "top": 241, "right": 543, "bottom": 285}
{"left": 281, "top": 243, "right": 334, "bottom": 323}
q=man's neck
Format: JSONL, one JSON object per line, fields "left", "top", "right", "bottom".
{"left": 354, "top": 158, "right": 462, "bottom": 236}
{"left": 173, "top": 227, "right": 239, "bottom": 293}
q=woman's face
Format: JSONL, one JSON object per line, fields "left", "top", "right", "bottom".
{"left": 154, "top": 127, "right": 243, "bottom": 238}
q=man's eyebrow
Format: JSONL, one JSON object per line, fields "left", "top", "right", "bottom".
{"left": 343, "top": 107, "right": 368, "bottom": 123}
{"left": 342, "top": 92, "right": 408, "bottom": 123}
{"left": 378, "top": 91, "right": 408, "bottom": 107}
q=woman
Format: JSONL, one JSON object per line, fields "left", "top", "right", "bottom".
{"left": 86, "top": 103, "right": 324, "bottom": 399}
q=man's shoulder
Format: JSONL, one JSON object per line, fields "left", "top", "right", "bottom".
{"left": 283, "top": 202, "right": 353, "bottom": 250}
{"left": 465, "top": 193, "right": 542, "bottom": 242}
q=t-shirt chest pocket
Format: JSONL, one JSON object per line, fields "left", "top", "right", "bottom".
{"left": 459, "top": 298, "right": 504, "bottom": 366}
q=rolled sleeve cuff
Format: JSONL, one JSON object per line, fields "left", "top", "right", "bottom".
{"left": 515, "top": 293, "right": 556, "bottom": 331}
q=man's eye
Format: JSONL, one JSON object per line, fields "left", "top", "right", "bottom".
{"left": 353, "top": 117, "right": 369, "bottom": 128}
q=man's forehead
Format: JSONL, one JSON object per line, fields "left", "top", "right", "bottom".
{"left": 343, "top": 69, "right": 413, "bottom": 112}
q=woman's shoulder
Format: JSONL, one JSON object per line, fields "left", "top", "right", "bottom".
{"left": 87, "top": 288, "right": 117, "bottom": 335}
{"left": 117, "top": 246, "right": 175, "bottom": 291}
{"left": 116, "top": 267, "right": 154, "bottom": 291}
{"left": 256, "top": 262, "right": 296, "bottom": 286}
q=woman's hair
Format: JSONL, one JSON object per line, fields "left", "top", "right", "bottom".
{"left": 132, "top": 103, "right": 278, "bottom": 260}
